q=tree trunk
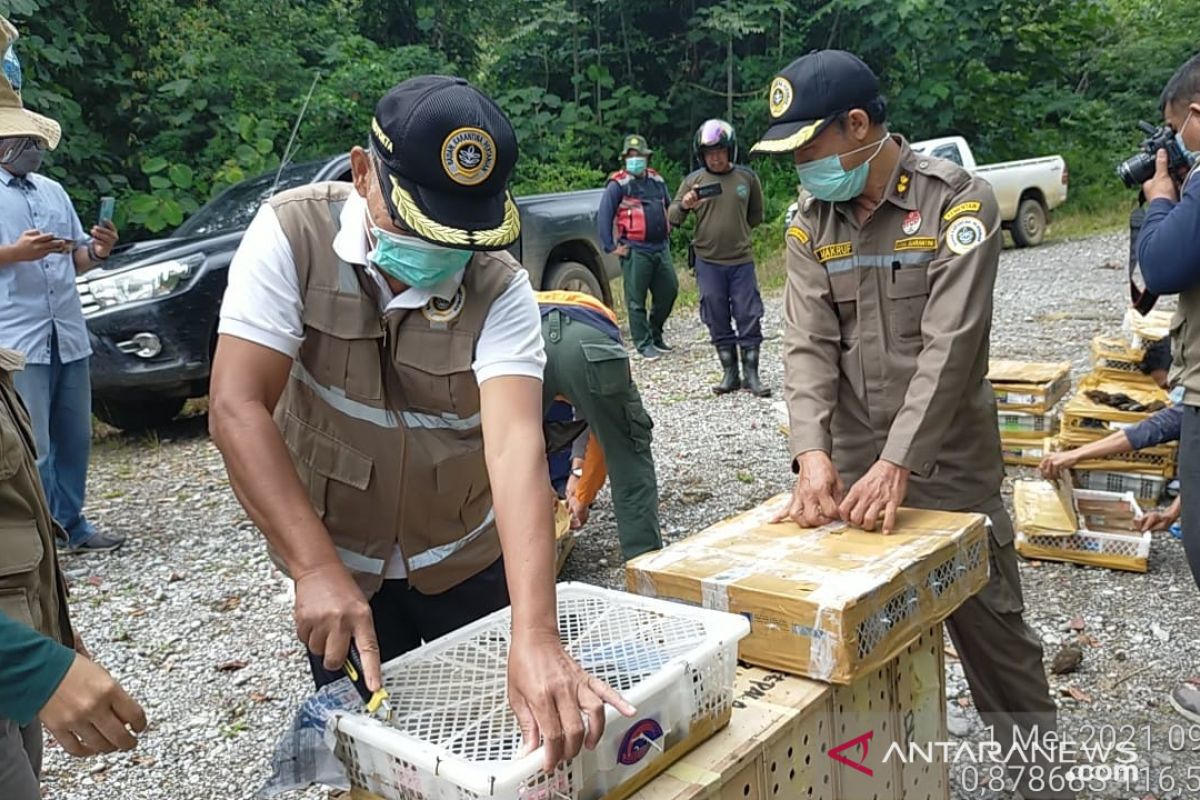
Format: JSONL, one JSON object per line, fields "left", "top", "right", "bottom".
{"left": 726, "top": 34, "right": 733, "bottom": 122}
{"left": 619, "top": 4, "right": 633, "bottom": 82}
{"left": 572, "top": 0, "right": 580, "bottom": 108}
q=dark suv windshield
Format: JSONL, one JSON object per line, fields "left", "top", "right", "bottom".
{"left": 173, "top": 161, "right": 327, "bottom": 237}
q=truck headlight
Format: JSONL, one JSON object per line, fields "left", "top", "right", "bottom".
{"left": 87, "top": 255, "right": 203, "bottom": 311}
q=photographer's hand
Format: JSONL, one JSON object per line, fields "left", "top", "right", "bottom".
{"left": 1143, "top": 149, "right": 1179, "bottom": 203}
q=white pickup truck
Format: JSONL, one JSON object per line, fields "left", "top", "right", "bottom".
{"left": 911, "top": 135, "right": 1068, "bottom": 247}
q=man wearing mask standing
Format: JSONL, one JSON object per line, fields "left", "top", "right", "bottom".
{"left": 0, "top": 19, "right": 123, "bottom": 554}
{"left": 596, "top": 135, "right": 678, "bottom": 359}
{"left": 756, "top": 51, "right": 1070, "bottom": 799}
{"left": 210, "top": 76, "right": 633, "bottom": 770}
{"left": 1134, "top": 51, "right": 1200, "bottom": 723}
{"left": 669, "top": 119, "right": 768, "bottom": 396}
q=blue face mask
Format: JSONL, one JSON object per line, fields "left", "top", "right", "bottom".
{"left": 625, "top": 156, "right": 648, "bottom": 176}
{"left": 794, "top": 135, "right": 888, "bottom": 202}
{"left": 368, "top": 226, "right": 472, "bottom": 289}
{"left": 1176, "top": 111, "right": 1197, "bottom": 167}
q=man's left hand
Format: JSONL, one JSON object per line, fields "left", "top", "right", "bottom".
{"left": 565, "top": 474, "right": 588, "bottom": 529}
{"left": 1143, "top": 149, "right": 1179, "bottom": 203}
{"left": 89, "top": 220, "right": 119, "bottom": 259}
{"left": 839, "top": 460, "right": 910, "bottom": 534}
{"left": 508, "top": 630, "right": 635, "bottom": 770}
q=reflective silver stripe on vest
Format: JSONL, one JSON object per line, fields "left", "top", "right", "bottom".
{"left": 406, "top": 507, "right": 496, "bottom": 572}
{"left": 824, "top": 251, "right": 932, "bottom": 275}
{"left": 294, "top": 363, "right": 399, "bottom": 429}
{"left": 400, "top": 410, "right": 482, "bottom": 431}
{"left": 336, "top": 546, "right": 385, "bottom": 575}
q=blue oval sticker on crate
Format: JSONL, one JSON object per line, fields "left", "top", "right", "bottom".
{"left": 618, "top": 718, "right": 665, "bottom": 765}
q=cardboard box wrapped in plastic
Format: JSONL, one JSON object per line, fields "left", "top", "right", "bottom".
{"left": 1013, "top": 477, "right": 1150, "bottom": 572}
{"left": 626, "top": 495, "right": 988, "bottom": 684}
{"left": 987, "top": 359, "right": 1070, "bottom": 412}
{"left": 629, "top": 628, "right": 949, "bottom": 800}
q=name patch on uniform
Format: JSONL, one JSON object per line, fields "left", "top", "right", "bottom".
{"left": 943, "top": 201, "right": 981, "bottom": 222}
{"left": 945, "top": 216, "right": 986, "bottom": 255}
{"left": 893, "top": 236, "right": 937, "bottom": 252}
{"left": 815, "top": 241, "right": 853, "bottom": 263}
{"left": 423, "top": 287, "right": 466, "bottom": 323}
{"left": 786, "top": 226, "right": 810, "bottom": 245}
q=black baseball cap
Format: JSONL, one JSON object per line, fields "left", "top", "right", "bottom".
{"left": 750, "top": 50, "right": 880, "bottom": 155}
{"left": 369, "top": 76, "right": 520, "bottom": 250}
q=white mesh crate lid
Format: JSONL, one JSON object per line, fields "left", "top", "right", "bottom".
{"left": 335, "top": 582, "right": 749, "bottom": 796}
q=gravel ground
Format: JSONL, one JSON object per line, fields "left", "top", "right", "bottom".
{"left": 42, "top": 230, "right": 1200, "bottom": 800}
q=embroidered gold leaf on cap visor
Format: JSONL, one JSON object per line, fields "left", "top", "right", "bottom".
{"left": 389, "top": 176, "right": 521, "bottom": 250}
{"left": 749, "top": 118, "right": 826, "bottom": 154}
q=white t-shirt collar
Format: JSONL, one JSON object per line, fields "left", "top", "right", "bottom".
{"left": 331, "top": 191, "right": 466, "bottom": 313}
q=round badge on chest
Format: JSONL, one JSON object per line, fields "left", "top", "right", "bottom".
{"left": 423, "top": 287, "right": 466, "bottom": 323}
{"left": 901, "top": 210, "right": 922, "bottom": 235}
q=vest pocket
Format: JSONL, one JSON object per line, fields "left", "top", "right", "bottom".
{"left": 885, "top": 262, "right": 931, "bottom": 341}
{"left": 434, "top": 451, "right": 492, "bottom": 542}
{"left": 0, "top": 520, "right": 44, "bottom": 630}
{"left": 582, "top": 341, "right": 632, "bottom": 395}
{"left": 280, "top": 413, "right": 373, "bottom": 522}
{"left": 390, "top": 328, "right": 479, "bottom": 417}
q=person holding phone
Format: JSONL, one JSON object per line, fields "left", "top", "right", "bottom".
{"left": 669, "top": 120, "right": 768, "bottom": 396}
{"left": 0, "top": 18, "right": 123, "bottom": 554}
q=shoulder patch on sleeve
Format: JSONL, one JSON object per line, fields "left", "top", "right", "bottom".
{"left": 943, "top": 200, "right": 982, "bottom": 222}
{"left": 787, "top": 226, "right": 810, "bottom": 245}
{"left": 944, "top": 216, "right": 987, "bottom": 255}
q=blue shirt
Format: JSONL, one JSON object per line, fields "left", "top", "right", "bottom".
{"left": 0, "top": 167, "right": 91, "bottom": 364}
{"left": 597, "top": 180, "right": 670, "bottom": 254}
{"left": 1137, "top": 165, "right": 1200, "bottom": 295}
{"left": 1124, "top": 404, "right": 1182, "bottom": 450}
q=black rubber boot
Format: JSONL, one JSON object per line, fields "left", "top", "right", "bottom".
{"left": 740, "top": 345, "right": 771, "bottom": 397}
{"left": 713, "top": 346, "right": 741, "bottom": 394}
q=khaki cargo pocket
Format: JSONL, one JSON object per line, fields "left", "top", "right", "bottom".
{"left": 300, "top": 292, "right": 386, "bottom": 403}
{"left": 885, "top": 262, "right": 931, "bottom": 342}
{"left": 280, "top": 413, "right": 373, "bottom": 520}
{"left": 828, "top": 271, "right": 859, "bottom": 344}
{"left": 583, "top": 341, "right": 632, "bottom": 396}
{"left": 435, "top": 450, "right": 492, "bottom": 537}
{"left": 0, "top": 520, "right": 44, "bottom": 630}
{"left": 625, "top": 401, "right": 654, "bottom": 452}
{"left": 390, "top": 328, "right": 479, "bottom": 418}
{"left": 0, "top": 395, "right": 27, "bottom": 481}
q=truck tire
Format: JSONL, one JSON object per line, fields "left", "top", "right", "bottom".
{"left": 93, "top": 394, "right": 186, "bottom": 432}
{"left": 1011, "top": 198, "right": 1047, "bottom": 248}
{"left": 542, "top": 260, "right": 604, "bottom": 299}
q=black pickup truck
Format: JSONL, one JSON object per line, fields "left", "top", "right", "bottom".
{"left": 77, "top": 155, "right": 619, "bottom": 431}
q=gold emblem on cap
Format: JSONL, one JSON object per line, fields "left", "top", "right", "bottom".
{"left": 442, "top": 127, "right": 496, "bottom": 186}
{"left": 768, "top": 76, "right": 793, "bottom": 119}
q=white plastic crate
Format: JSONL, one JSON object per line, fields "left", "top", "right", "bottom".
{"left": 1072, "top": 469, "right": 1165, "bottom": 503}
{"left": 333, "top": 583, "right": 750, "bottom": 800}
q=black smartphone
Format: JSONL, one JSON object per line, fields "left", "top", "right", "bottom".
{"left": 695, "top": 183, "right": 723, "bottom": 199}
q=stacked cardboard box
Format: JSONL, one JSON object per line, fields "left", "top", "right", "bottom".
{"left": 987, "top": 360, "right": 1069, "bottom": 468}
{"left": 1013, "top": 475, "right": 1151, "bottom": 572}
{"left": 622, "top": 496, "right": 992, "bottom": 800}
{"left": 1054, "top": 372, "right": 1175, "bottom": 502}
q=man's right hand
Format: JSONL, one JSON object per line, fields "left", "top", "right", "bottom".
{"left": 772, "top": 450, "right": 844, "bottom": 527}
{"left": 1038, "top": 451, "right": 1076, "bottom": 479}
{"left": 3, "top": 229, "right": 60, "bottom": 264}
{"left": 681, "top": 189, "right": 702, "bottom": 210}
{"left": 293, "top": 562, "right": 381, "bottom": 690}
{"left": 40, "top": 654, "right": 147, "bottom": 757}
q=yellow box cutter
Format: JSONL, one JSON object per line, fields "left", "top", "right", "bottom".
{"left": 343, "top": 641, "right": 392, "bottom": 720}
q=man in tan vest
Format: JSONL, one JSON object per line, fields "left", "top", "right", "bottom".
{"left": 210, "top": 76, "right": 633, "bottom": 769}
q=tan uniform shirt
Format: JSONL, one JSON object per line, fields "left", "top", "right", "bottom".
{"left": 783, "top": 137, "right": 1004, "bottom": 512}
{"left": 668, "top": 166, "right": 764, "bottom": 265}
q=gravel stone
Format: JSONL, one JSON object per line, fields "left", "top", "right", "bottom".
{"left": 44, "top": 231, "right": 1200, "bottom": 799}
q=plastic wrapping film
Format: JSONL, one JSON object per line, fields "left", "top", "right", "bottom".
{"left": 259, "top": 678, "right": 361, "bottom": 797}
{"left": 627, "top": 495, "right": 988, "bottom": 684}
{"left": 1011, "top": 477, "right": 1079, "bottom": 537}
{"left": 1013, "top": 482, "right": 1150, "bottom": 572}
{"left": 1124, "top": 306, "right": 1174, "bottom": 344}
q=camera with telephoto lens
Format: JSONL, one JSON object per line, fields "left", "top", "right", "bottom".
{"left": 1117, "top": 121, "right": 1191, "bottom": 188}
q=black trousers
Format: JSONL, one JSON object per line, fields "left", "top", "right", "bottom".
{"left": 1178, "top": 406, "right": 1200, "bottom": 589}
{"left": 308, "top": 557, "right": 509, "bottom": 688}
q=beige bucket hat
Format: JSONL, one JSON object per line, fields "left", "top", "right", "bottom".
{"left": 0, "top": 17, "right": 61, "bottom": 149}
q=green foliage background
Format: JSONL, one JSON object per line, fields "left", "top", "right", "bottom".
{"left": 1, "top": 0, "right": 1195, "bottom": 240}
